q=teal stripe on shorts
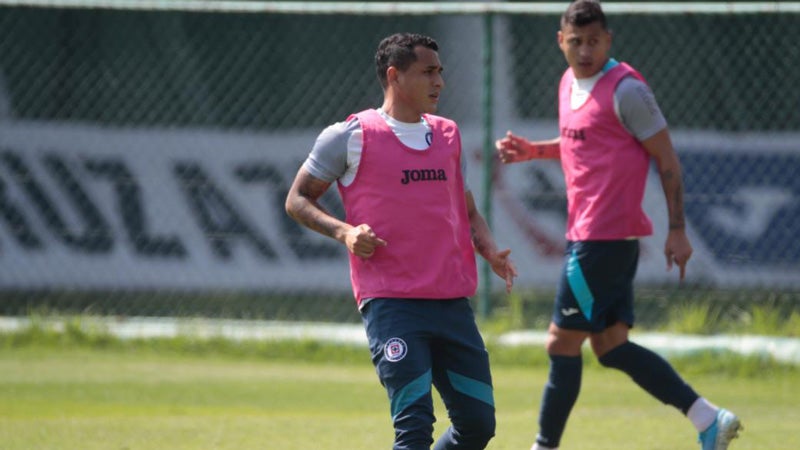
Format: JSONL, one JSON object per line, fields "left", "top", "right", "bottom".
{"left": 447, "top": 370, "right": 494, "bottom": 407}
{"left": 566, "top": 249, "right": 594, "bottom": 321}
{"left": 391, "top": 369, "right": 432, "bottom": 419}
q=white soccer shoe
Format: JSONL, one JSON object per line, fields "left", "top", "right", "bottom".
{"left": 698, "top": 408, "right": 743, "bottom": 450}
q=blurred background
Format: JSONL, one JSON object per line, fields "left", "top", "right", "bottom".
{"left": 0, "top": 1, "right": 797, "bottom": 329}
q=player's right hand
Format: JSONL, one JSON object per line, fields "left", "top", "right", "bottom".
{"left": 345, "top": 224, "right": 387, "bottom": 258}
{"left": 665, "top": 228, "right": 693, "bottom": 281}
{"left": 495, "top": 131, "right": 528, "bottom": 164}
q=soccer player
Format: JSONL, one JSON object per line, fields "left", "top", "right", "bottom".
{"left": 285, "top": 33, "right": 517, "bottom": 450}
{"left": 495, "top": 1, "right": 742, "bottom": 449}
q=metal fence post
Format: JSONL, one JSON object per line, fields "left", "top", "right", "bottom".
{"left": 479, "top": 11, "right": 494, "bottom": 321}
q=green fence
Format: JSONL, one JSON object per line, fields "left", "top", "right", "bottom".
{"left": 0, "top": 2, "right": 798, "bottom": 325}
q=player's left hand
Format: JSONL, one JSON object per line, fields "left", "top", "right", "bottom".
{"left": 665, "top": 229, "right": 693, "bottom": 281}
{"left": 490, "top": 248, "right": 518, "bottom": 293}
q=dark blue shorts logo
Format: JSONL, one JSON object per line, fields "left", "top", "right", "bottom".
{"left": 384, "top": 337, "right": 408, "bottom": 362}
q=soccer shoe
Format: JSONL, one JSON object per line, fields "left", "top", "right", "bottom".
{"left": 531, "top": 444, "right": 557, "bottom": 450}
{"left": 698, "top": 408, "right": 743, "bottom": 450}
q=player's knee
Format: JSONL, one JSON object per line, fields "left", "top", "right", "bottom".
{"left": 392, "top": 404, "right": 436, "bottom": 449}
{"left": 451, "top": 406, "right": 496, "bottom": 446}
{"left": 597, "top": 341, "right": 633, "bottom": 369}
{"left": 544, "top": 325, "right": 588, "bottom": 356}
{"left": 471, "top": 410, "right": 496, "bottom": 442}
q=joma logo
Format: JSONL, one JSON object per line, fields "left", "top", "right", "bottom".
{"left": 561, "top": 127, "right": 586, "bottom": 141}
{"left": 400, "top": 168, "right": 448, "bottom": 185}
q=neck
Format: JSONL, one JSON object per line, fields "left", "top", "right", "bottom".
{"left": 381, "top": 99, "right": 423, "bottom": 124}
{"left": 574, "top": 58, "right": 614, "bottom": 80}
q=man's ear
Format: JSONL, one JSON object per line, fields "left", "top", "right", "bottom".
{"left": 386, "top": 66, "right": 398, "bottom": 84}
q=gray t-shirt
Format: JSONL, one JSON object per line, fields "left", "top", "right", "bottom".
{"left": 302, "top": 108, "right": 469, "bottom": 189}
{"left": 571, "top": 59, "right": 668, "bottom": 141}
{"left": 615, "top": 76, "right": 668, "bottom": 141}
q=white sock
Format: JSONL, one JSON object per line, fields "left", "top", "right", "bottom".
{"left": 687, "top": 397, "right": 719, "bottom": 432}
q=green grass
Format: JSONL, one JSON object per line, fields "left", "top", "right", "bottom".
{"left": 660, "top": 302, "right": 800, "bottom": 337}
{"left": 1, "top": 346, "right": 798, "bottom": 450}
{"left": 484, "top": 289, "right": 800, "bottom": 337}
{"left": 1, "top": 324, "right": 799, "bottom": 449}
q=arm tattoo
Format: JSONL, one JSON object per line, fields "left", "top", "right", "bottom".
{"left": 661, "top": 168, "right": 686, "bottom": 230}
{"left": 669, "top": 184, "right": 686, "bottom": 229}
{"left": 471, "top": 225, "right": 490, "bottom": 257}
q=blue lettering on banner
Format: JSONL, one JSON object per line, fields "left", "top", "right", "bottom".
{"left": 0, "top": 122, "right": 354, "bottom": 290}
{"left": 681, "top": 152, "right": 800, "bottom": 266}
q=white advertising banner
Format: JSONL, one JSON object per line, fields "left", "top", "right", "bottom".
{"left": 0, "top": 121, "right": 351, "bottom": 290}
{"left": 0, "top": 120, "right": 797, "bottom": 290}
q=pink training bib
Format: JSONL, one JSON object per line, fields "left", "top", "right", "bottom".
{"left": 558, "top": 63, "right": 654, "bottom": 241}
{"left": 337, "top": 109, "right": 477, "bottom": 305}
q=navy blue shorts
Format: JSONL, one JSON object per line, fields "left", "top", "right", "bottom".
{"left": 553, "top": 240, "right": 639, "bottom": 332}
{"left": 361, "top": 297, "right": 495, "bottom": 449}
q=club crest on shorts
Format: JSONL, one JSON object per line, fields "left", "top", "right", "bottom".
{"left": 384, "top": 337, "right": 408, "bottom": 362}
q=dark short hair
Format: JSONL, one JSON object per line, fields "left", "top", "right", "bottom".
{"left": 561, "top": 0, "right": 607, "bottom": 30}
{"left": 375, "top": 33, "right": 439, "bottom": 89}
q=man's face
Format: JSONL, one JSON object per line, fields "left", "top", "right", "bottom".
{"left": 558, "top": 21, "right": 612, "bottom": 79}
{"left": 394, "top": 46, "right": 444, "bottom": 115}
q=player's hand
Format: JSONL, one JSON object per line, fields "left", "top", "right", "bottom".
{"left": 665, "top": 229, "right": 692, "bottom": 281}
{"left": 345, "top": 224, "right": 387, "bottom": 258}
{"left": 490, "top": 248, "right": 518, "bottom": 293}
{"left": 495, "top": 131, "right": 529, "bottom": 164}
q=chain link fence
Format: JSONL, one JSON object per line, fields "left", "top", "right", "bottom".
{"left": 0, "top": 2, "right": 798, "bottom": 326}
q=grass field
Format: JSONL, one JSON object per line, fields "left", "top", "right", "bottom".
{"left": 1, "top": 328, "right": 799, "bottom": 450}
